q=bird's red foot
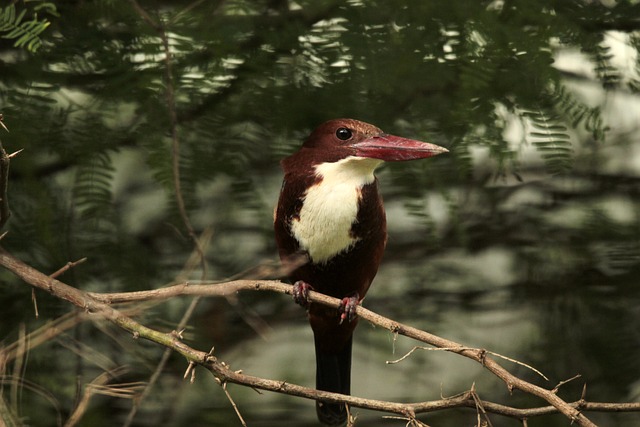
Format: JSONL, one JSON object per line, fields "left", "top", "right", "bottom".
{"left": 339, "top": 293, "right": 360, "bottom": 324}
{"left": 292, "top": 280, "right": 313, "bottom": 307}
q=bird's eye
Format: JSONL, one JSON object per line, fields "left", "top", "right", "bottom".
{"left": 335, "top": 127, "right": 352, "bottom": 141}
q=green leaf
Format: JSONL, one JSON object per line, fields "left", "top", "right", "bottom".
{"left": 0, "top": 4, "right": 53, "bottom": 52}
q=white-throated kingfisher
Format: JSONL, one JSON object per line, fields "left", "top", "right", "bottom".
{"left": 274, "top": 119, "right": 447, "bottom": 425}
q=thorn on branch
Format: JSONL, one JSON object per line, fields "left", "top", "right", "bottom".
{"left": 203, "top": 346, "right": 215, "bottom": 363}
{"left": 571, "top": 408, "right": 583, "bottom": 423}
{"left": 390, "top": 323, "right": 402, "bottom": 334}
{"left": 0, "top": 114, "right": 8, "bottom": 132}
{"left": 171, "top": 328, "right": 185, "bottom": 340}
{"left": 0, "top": 134, "right": 13, "bottom": 229}
{"left": 478, "top": 348, "right": 487, "bottom": 366}
{"left": 575, "top": 383, "right": 589, "bottom": 412}
{"left": 7, "top": 149, "right": 23, "bottom": 159}
{"left": 31, "top": 288, "right": 39, "bottom": 318}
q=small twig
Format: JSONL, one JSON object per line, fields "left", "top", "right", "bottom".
{"left": 30, "top": 257, "right": 88, "bottom": 318}
{"left": 31, "top": 288, "right": 39, "bottom": 318}
{"left": 122, "top": 331, "right": 176, "bottom": 427}
{"left": 169, "top": 0, "right": 208, "bottom": 24}
{"left": 88, "top": 381, "right": 147, "bottom": 399}
{"left": 10, "top": 323, "right": 27, "bottom": 417}
{"left": 386, "top": 346, "right": 470, "bottom": 364}
{"left": 222, "top": 382, "right": 247, "bottom": 427}
{"left": 183, "top": 361, "right": 196, "bottom": 383}
{"left": 123, "top": 228, "right": 213, "bottom": 427}
{"left": 381, "top": 415, "right": 430, "bottom": 427}
{"left": 1, "top": 311, "right": 89, "bottom": 364}
{"left": 65, "top": 367, "right": 133, "bottom": 427}
{"left": 50, "top": 258, "right": 88, "bottom": 280}
{"left": 552, "top": 374, "right": 582, "bottom": 394}
{"left": 484, "top": 350, "right": 549, "bottom": 382}
{"left": 470, "top": 383, "right": 494, "bottom": 427}
{"left": 0, "top": 136, "right": 13, "bottom": 229}
{"left": 388, "top": 346, "right": 549, "bottom": 382}
{"left": 346, "top": 404, "right": 355, "bottom": 426}
{"left": 128, "top": 0, "right": 208, "bottom": 276}
{"left": 1, "top": 375, "right": 62, "bottom": 426}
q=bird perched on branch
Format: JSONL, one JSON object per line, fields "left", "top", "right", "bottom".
{"left": 274, "top": 119, "right": 447, "bottom": 425}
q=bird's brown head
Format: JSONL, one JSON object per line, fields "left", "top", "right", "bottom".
{"left": 299, "top": 118, "right": 448, "bottom": 163}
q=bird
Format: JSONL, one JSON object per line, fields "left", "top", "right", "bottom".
{"left": 274, "top": 118, "right": 447, "bottom": 425}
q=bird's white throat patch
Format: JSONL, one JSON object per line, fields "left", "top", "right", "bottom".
{"left": 291, "top": 156, "right": 382, "bottom": 264}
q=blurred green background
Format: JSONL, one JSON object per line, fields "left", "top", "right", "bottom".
{"left": 1, "top": 0, "right": 639, "bottom": 426}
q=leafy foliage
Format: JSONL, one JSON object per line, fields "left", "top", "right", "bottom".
{"left": 552, "top": 84, "right": 606, "bottom": 141}
{"left": 520, "top": 107, "right": 573, "bottom": 175}
{"left": 0, "top": 2, "right": 57, "bottom": 52}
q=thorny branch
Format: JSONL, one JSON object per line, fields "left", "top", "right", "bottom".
{"left": 1, "top": 249, "right": 640, "bottom": 425}
{"left": 0, "top": 115, "right": 12, "bottom": 230}
{"left": 122, "top": 3, "right": 214, "bottom": 425}
{"left": 127, "top": 0, "right": 206, "bottom": 267}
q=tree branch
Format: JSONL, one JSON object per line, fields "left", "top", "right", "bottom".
{"left": 124, "top": 3, "right": 212, "bottom": 424}
{"left": 127, "top": 0, "right": 206, "bottom": 268}
{"left": 85, "top": 279, "right": 599, "bottom": 425}
{"left": 2, "top": 247, "right": 639, "bottom": 425}
{"left": 0, "top": 116, "right": 12, "bottom": 230}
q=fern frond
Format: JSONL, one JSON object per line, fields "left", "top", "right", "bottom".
{"left": 451, "top": 136, "right": 474, "bottom": 180}
{"left": 73, "top": 152, "right": 115, "bottom": 221}
{"left": 0, "top": 4, "right": 55, "bottom": 52}
{"left": 627, "top": 34, "right": 640, "bottom": 93}
{"left": 520, "top": 108, "right": 573, "bottom": 174}
{"left": 582, "top": 38, "right": 621, "bottom": 90}
{"left": 0, "top": 6, "right": 26, "bottom": 32}
{"left": 552, "top": 85, "right": 606, "bottom": 142}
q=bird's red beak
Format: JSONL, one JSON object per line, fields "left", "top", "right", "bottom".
{"left": 352, "top": 134, "right": 448, "bottom": 161}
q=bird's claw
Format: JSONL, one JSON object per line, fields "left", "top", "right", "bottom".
{"left": 339, "top": 294, "right": 360, "bottom": 324}
{"left": 292, "top": 280, "right": 312, "bottom": 307}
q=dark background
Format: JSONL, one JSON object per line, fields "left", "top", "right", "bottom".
{"left": 1, "top": 1, "right": 639, "bottom": 426}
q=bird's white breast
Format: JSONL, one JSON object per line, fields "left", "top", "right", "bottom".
{"left": 291, "top": 156, "right": 382, "bottom": 264}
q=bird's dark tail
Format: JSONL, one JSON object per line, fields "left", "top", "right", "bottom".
{"left": 314, "top": 334, "right": 352, "bottom": 425}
